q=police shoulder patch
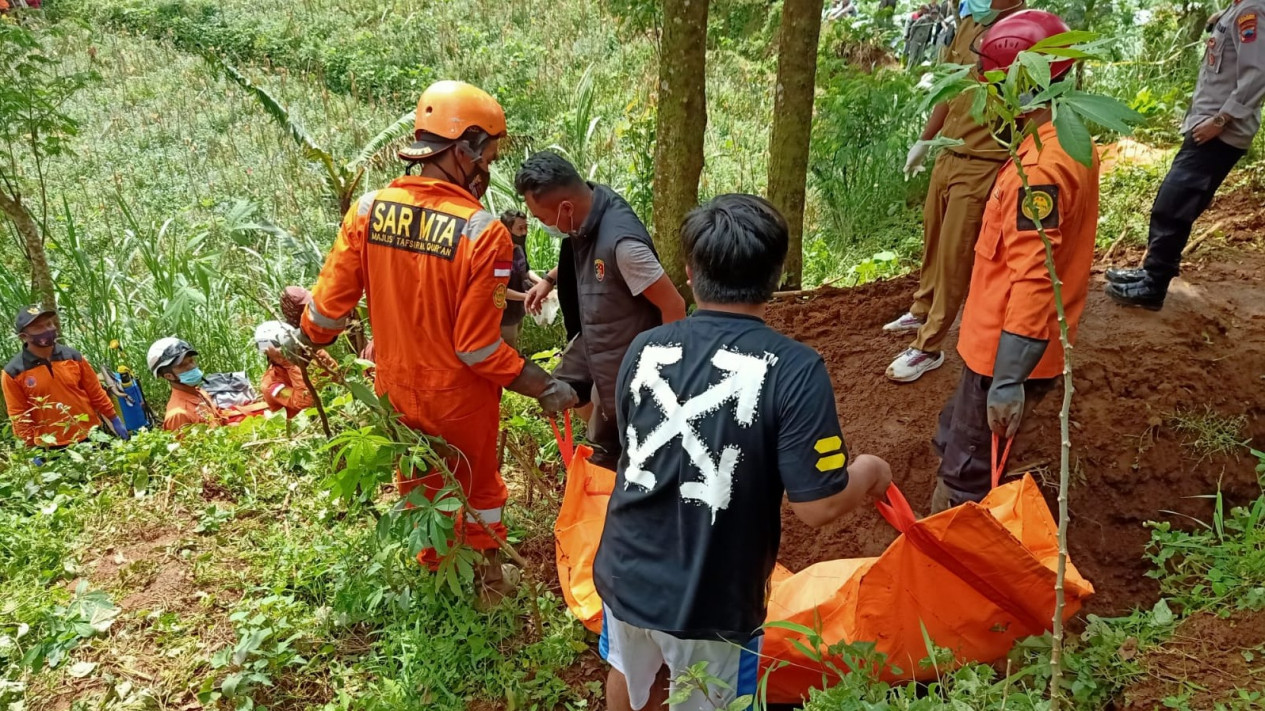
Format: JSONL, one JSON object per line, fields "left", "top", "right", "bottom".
{"left": 1239, "top": 12, "right": 1258, "bottom": 43}
{"left": 1017, "top": 184, "right": 1060, "bottom": 231}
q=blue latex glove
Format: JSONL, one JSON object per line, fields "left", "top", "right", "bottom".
{"left": 109, "top": 416, "right": 131, "bottom": 441}
{"left": 33, "top": 456, "right": 45, "bottom": 467}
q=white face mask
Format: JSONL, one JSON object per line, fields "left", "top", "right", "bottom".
{"left": 542, "top": 202, "right": 575, "bottom": 238}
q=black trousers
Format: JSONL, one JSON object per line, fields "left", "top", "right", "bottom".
{"left": 934, "top": 367, "right": 1055, "bottom": 504}
{"left": 1143, "top": 135, "right": 1247, "bottom": 281}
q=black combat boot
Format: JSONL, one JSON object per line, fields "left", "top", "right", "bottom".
{"left": 1104, "top": 267, "right": 1146, "bottom": 284}
{"left": 1105, "top": 276, "right": 1168, "bottom": 311}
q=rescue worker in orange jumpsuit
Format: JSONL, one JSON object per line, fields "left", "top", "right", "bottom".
{"left": 298, "top": 81, "right": 578, "bottom": 590}
{"left": 3, "top": 305, "right": 128, "bottom": 449}
{"left": 931, "top": 10, "right": 1101, "bottom": 512}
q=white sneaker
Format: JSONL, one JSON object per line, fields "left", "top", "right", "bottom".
{"left": 883, "top": 312, "right": 925, "bottom": 333}
{"left": 886, "top": 348, "right": 945, "bottom": 383}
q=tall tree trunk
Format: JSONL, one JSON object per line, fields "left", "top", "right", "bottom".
{"left": 0, "top": 187, "right": 56, "bottom": 310}
{"left": 767, "top": 0, "right": 824, "bottom": 290}
{"left": 652, "top": 0, "right": 708, "bottom": 300}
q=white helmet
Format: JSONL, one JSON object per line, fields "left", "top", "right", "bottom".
{"left": 253, "top": 320, "right": 299, "bottom": 354}
{"left": 147, "top": 337, "right": 197, "bottom": 377}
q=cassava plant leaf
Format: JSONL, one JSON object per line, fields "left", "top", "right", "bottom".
{"left": 1017, "top": 51, "right": 1051, "bottom": 89}
{"left": 1061, "top": 91, "right": 1143, "bottom": 135}
{"left": 1053, "top": 102, "right": 1094, "bottom": 168}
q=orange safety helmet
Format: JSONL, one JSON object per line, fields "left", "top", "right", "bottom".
{"left": 398, "top": 81, "right": 507, "bottom": 161}
{"left": 977, "top": 10, "right": 1075, "bottom": 81}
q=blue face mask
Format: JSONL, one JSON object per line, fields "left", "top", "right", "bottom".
{"left": 178, "top": 368, "right": 204, "bottom": 386}
{"left": 966, "top": 0, "right": 997, "bottom": 23}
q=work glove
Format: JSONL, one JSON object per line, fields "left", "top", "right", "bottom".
{"left": 903, "top": 140, "right": 933, "bottom": 179}
{"left": 986, "top": 331, "right": 1049, "bottom": 438}
{"left": 506, "top": 360, "right": 579, "bottom": 414}
{"left": 109, "top": 416, "right": 131, "bottom": 441}
{"left": 280, "top": 328, "right": 317, "bottom": 369}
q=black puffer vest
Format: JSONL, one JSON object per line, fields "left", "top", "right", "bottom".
{"left": 556, "top": 184, "right": 662, "bottom": 414}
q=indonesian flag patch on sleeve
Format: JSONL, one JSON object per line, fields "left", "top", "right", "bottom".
{"left": 493, "top": 260, "right": 512, "bottom": 278}
{"left": 1240, "top": 12, "right": 1258, "bottom": 43}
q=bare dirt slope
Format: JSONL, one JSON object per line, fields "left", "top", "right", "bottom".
{"left": 768, "top": 242, "right": 1265, "bottom": 616}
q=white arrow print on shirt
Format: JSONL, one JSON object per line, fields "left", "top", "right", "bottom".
{"left": 625, "top": 344, "right": 776, "bottom": 524}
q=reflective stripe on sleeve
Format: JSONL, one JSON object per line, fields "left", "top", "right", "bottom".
{"left": 463, "top": 210, "right": 497, "bottom": 243}
{"left": 467, "top": 507, "right": 502, "bottom": 525}
{"left": 456, "top": 338, "right": 504, "bottom": 366}
{"left": 306, "top": 302, "right": 348, "bottom": 331}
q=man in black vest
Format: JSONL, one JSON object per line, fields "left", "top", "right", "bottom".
{"left": 516, "top": 152, "right": 686, "bottom": 468}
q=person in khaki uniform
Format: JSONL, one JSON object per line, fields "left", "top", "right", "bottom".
{"left": 1106, "top": 0, "right": 1265, "bottom": 310}
{"left": 886, "top": 0, "right": 1026, "bottom": 383}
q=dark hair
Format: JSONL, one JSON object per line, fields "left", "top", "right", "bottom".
{"left": 500, "top": 209, "right": 527, "bottom": 230}
{"left": 680, "top": 194, "right": 788, "bottom": 304}
{"left": 514, "top": 151, "right": 585, "bottom": 198}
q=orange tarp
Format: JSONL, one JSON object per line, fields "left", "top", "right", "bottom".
{"left": 553, "top": 447, "right": 1094, "bottom": 704}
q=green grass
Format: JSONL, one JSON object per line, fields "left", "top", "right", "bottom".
{"left": 1170, "top": 406, "right": 1251, "bottom": 460}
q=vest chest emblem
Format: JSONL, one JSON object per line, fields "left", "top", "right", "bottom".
{"left": 594, "top": 258, "right": 607, "bottom": 282}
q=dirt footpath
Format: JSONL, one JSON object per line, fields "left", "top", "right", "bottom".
{"left": 767, "top": 245, "right": 1265, "bottom": 616}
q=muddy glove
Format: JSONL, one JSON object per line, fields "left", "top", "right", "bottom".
{"left": 506, "top": 360, "right": 579, "bottom": 414}
{"left": 986, "top": 331, "right": 1049, "bottom": 438}
{"left": 108, "top": 416, "right": 131, "bottom": 441}
{"left": 904, "top": 140, "right": 932, "bottom": 179}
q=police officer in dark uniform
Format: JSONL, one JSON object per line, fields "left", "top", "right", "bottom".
{"left": 1107, "top": 0, "right": 1265, "bottom": 310}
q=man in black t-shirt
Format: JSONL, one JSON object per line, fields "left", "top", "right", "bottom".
{"left": 592, "top": 195, "right": 893, "bottom": 711}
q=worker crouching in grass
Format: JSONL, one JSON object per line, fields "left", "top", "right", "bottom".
{"left": 931, "top": 10, "right": 1101, "bottom": 512}
{"left": 3, "top": 305, "right": 129, "bottom": 451}
{"left": 254, "top": 320, "right": 340, "bottom": 419}
{"left": 148, "top": 337, "right": 225, "bottom": 432}
{"left": 591, "top": 195, "right": 893, "bottom": 711}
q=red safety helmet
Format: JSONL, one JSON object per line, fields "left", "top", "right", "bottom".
{"left": 977, "top": 10, "right": 1075, "bottom": 81}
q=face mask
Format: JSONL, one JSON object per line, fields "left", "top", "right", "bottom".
{"left": 25, "top": 330, "right": 57, "bottom": 348}
{"left": 457, "top": 143, "right": 491, "bottom": 199}
{"left": 966, "top": 0, "right": 995, "bottom": 22}
{"left": 542, "top": 202, "right": 575, "bottom": 239}
{"left": 466, "top": 162, "right": 490, "bottom": 199}
{"left": 177, "top": 368, "right": 204, "bottom": 387}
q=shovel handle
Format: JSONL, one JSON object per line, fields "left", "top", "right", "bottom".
{"left": 875, "top": 483, "right": 918, "bottom": 533}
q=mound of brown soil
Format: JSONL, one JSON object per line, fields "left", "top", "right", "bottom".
{"left": 1123, "top": 610, "right": 1265, "bottom": 709}
{"left": 767, "top": 250, "right": 1265, "bottom": 616}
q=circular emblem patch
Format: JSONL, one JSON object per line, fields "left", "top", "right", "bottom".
{"left": 25, "top": 376, "right": 36, "bottom": 388}
{"left": 594, "top": 259, "right": 606, "bottom": 282}
{"left": 1022, "top": 190, "right": 1055, "bottom": 221}
{"left": 493, "top": 283, "right": 507, "bottom": 310}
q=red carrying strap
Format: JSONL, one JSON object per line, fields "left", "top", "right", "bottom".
{"left": 991, "top": 433, "right": 1014, "bottom": 490}
{"left": 549, "top": 410, "right": 575, "bottom": 465}
{"left": 875, "top": 481, "right": 1048, "bottom": 633}
{"left": 875, "top": 483, "right": 918, "bottom": 532}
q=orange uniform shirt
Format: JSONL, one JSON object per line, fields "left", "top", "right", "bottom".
{"left": 163, "top": 387, "right": 225, "bottom": 432}
{"left": 2, "top": 345, "right": 118, "bottom": 447}
{"left": 300, "top": 176, "right": 525, "bottom": 398}
{"left": 261, "top": 363, "right": 316, "bottom": 418}
{"left": 959, "top": 122, "right": 1101, "bottom": 380}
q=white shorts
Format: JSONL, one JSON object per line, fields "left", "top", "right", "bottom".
{"left": 599, "top": 608, "right": 762, "bottom": 711}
